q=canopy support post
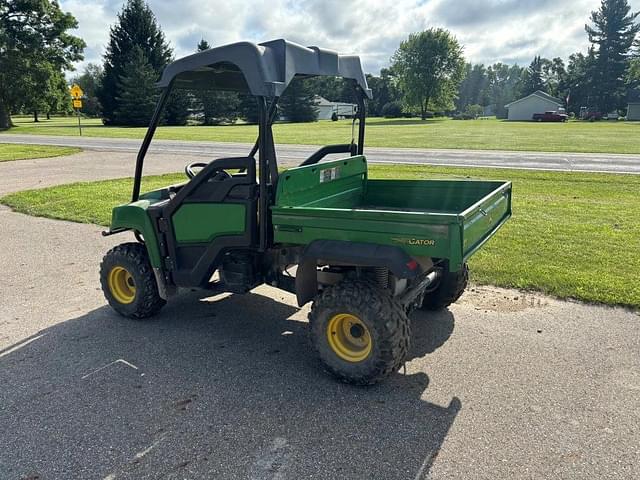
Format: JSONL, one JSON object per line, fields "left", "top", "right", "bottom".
{"left": 132, "top": 87, "right": 171, "bottom": 202}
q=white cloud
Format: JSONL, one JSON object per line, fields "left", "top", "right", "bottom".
{"left": 60, "top": 0, "right": 640, "bottom": 74}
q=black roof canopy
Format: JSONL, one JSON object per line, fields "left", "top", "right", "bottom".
{"left": 157, "top": 39, "right": 372, "bottom": 99}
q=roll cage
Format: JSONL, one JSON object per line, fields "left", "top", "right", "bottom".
{"left": 131, "top": 38, "right": 371, "bottom": 253}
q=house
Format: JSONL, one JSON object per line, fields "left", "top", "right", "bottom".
{"left": 627, "top": 89, "right": 640, "bottom": 121}
{"left": 505, "top": 90, "right": 563, "bottom": 121}
{"left": 314, "top": 95, "right": 357, "bottom": 120}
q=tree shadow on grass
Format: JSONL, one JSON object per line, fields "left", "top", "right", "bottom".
{"left": 368, "top": 118, "right": 448, "bottom": 127}
{"left": 0, "top": 291, "right": 460, "bottom": 480}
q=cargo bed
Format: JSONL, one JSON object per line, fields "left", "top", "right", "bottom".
{"left": 272, "top": 156, "right": 512, "bottom": 271}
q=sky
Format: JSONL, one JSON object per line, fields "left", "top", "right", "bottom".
{"left": 59, "top": 0, "right": 640, "bottom": 75}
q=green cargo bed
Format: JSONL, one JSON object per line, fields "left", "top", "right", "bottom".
{"left": 272, "top": 156, "right": 512, "bottom": 271}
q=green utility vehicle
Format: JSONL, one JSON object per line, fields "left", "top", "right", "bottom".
{"left": 100, "top": 40, "right": 512, "bottom": 385}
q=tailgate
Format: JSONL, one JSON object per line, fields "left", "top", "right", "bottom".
{"left": 459, "top": 181, "right": 512, "bottom": 262}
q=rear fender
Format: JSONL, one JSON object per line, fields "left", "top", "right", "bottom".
{"left": 295, "top": 240, "right": 421, "bottom": 306}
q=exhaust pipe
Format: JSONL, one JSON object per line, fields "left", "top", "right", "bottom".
{"left": 398, "top": 269, "right": 441, "bottom": 306}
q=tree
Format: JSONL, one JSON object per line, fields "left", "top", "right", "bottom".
{"left": 112, "top": 47, "right": 159, "bottom": 126}
{"left": 279, "top": 77, "right": 318, "bottom": 122}
{"left": 520, "top": 56, "right": 546, "bottom": 96}
{"left": 0, "top": 0, "right": 85, "bottom": 129}
{"left": 22, "top": 62, "right": 68, "bottom": 122}
{"left": 626, "top": 57, "right": 640, "bottom": 88}
{"left": 366, "top": 68, "right": 401, "bottom": 116}
{"left": 192, "top": 39, "right": 239, "bottom": 125}
{"left": 485, "top": 63, "right": 525, "bottom": 118}
{"left": 164, "top": 90, "right": 191, "bottom": 126}
{"left": 561, "top": 51, "right": 597, "bottom": 115}
{"left": 585, "top": 0, "right": 640, "bottom": 112}
{"left": 464, "top": 104, "right": 484, "bottom": 119}
{"left": 456, "top": 63, "right": 489, "bottom": 112}
{"left": 381, "top": 101, "right": 403, "bottom": 118}
{"left": 391, "top": 28, "right": 465, "bottom": 119}
{"left": 70, "top": 63, "right": 103, "bottom": 117}
{"left": 238, "top": 94, "right": 260, "bottom": 123}
{"left": 544, "top": 57, "right": 567, "bottom": 98}
{"left": 99, "top": 0, "right": 173, "bottom": 125}
{"left": 307, "top": 76, "right": 345, "bottom": 102}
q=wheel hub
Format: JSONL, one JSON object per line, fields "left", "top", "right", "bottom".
{"left": 107, "top": 266, "right": 136, "bottom": 304}
{"left": 326, "top": 313, "right": 372, "bottom": 363}
{"left": 350, "top": 324, "right": 365, "bottom": 338}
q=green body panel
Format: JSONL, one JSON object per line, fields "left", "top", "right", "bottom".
{"left": 110, "top": 199, "right": 163, "bottom": 268}
{"left": 276, "top": 156, "right": 368, "bottom": 208}
{"left": 172, "top": 203, "right": 246, "bottom": 243}
{"left": 110, "top": 156, "right": 511, "bottom": 276}
{"left": 272, "top": 157, "right": 512, "bottom": 272}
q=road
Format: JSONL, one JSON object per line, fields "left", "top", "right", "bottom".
{"left": 3, "top": 133, "right": 640, "bottom": 174}
{"left": 0, "top": 153, "right": 639, "bottom": 478}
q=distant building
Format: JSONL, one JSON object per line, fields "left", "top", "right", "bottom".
{"left": 627, "top": 89, "right": 640, "bottom": 121}
{"left": 314, "top": 95, "right": 357, "bottom": 120}
{"left": 505, "top": 90, "right": 563, "bottom": 121}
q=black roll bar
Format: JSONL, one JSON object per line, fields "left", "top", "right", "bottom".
{"left": 132, "top": 87, "right": 171, "bottom": 202}
{"left": 299, "top": 144, "right": 356, "bottom": 166}
{"left": 258, "top": 97, "right": 269, "bottom": 252}
{"left": 355, "top": 87, "right": 367, "bottom": 155}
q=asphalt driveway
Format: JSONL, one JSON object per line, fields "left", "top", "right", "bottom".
{"left": 0, "top": 150, "right": 639, "bottom": 479}
{"left": 0, "top": 205, "right": 638, "bottom": 479}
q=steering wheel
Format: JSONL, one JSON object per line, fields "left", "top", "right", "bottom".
{"left": 184, "top": 161, "right": 232, "bottom": 181}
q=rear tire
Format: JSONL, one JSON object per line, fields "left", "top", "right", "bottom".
{"left": 100, "top": 242, "right": 166, "bottom": 319}
{"left": 309, "top": 280, "right": 410, "bottom": 385}
{"left": 419, "top": 263, "right": 469, "bottom": 311}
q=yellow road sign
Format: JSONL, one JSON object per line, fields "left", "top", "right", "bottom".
{"left": 70, "top": 84, "right": 84, "bottom": 99}
{"left": 73, "top": 99, "right": 82, "bottom": 109}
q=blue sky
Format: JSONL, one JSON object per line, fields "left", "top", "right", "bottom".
{"left": 60, "top": 0, "right": 640, "bottom": 74}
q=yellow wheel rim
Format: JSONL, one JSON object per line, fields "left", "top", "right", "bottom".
{"left": 326, "top": 313, "right": 372, "bottom": 362}
{"left": 107, "top": 266, "right": 136, "bottom": 304}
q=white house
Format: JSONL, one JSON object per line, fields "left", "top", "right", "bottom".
{"left": 627, "top": 90, "right": 640, "bottom": 121}
{"left": 505, "top": 90, "right": 563, "bottom": 121}
{"left": 628, "top": 103, "right": 640, "bottom": 121}
{"left": 314, "top": 95, "right": 357, "bottom": 120}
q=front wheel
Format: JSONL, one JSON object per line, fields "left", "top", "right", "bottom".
{"left": 100, "top": 242, "right": 166, "bottom": 319}
{"left": 419, "top": 263, "right": 469, "bottom": 311}
{"left": 309, "top": 280, "right": 410, "bottom": 385}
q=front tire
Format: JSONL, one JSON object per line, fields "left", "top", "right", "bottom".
{"left": 100, "top": 242, "right": 165, "bottom": 319}
{"left": 309, "top": 280, "right": 410, "bottom": 385}
{"left": 420, "top": 263, "right": 469, "bottom": 311}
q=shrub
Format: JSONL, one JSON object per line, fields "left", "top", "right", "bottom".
{"left": 464, "top": 104, "right": 483, "bottom": 119}
{"left": 381, "top": 101, "right": 404, "bottom": 118}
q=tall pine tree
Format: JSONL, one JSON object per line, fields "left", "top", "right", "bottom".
{"left": 194, "top": 39, "right": 239, "bottom": 125}
{"left": 521, "top": 56, "right": 546, "bottom": 96}
{"left": 585, "top": 0, "right": 640, "bottom": 112}
{"left": 98, "top": 0, "right": 172, "bottom": 125}
{"left": 238, "top": 94, "right": 260, "bottom": 123}
{"left": 112, "top": 47, "right": 159, "bottom": 126}
{"left": 279, "top": 77, "right": 318, "bottom": 122}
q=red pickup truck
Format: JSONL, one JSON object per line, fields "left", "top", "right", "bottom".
{"left": 532, "top": 111, "right": 569, "bottom": 122}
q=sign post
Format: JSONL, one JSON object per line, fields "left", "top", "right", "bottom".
{"left": 69, "top": 84, "right": 84, "bottom": 136}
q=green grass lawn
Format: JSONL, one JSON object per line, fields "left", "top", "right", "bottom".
{"left": 4, "top": 115, "right": 640, "bottom": 154}
{"left": 2, "top": 164, "right": 639, "bottom": 309}
{"left": 0, "top": 143, "right": 81, "bottom": 162}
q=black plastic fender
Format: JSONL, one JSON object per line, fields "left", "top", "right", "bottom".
{"left": 295, "top": 240, "right": 422, "bottom": 306}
